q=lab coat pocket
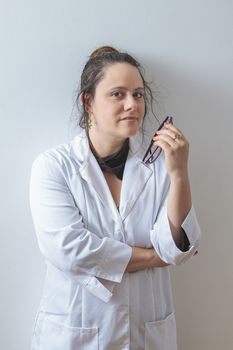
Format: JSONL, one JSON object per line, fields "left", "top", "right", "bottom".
{"left": 145, "top": 312, "right": 177, "bottom": 350}
{"left": 31, "top": 312, "right": 99, "bottom": 350}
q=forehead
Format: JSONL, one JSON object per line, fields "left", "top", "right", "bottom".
{"left": 97, "top": 63, "right": 144, "bottom": 90}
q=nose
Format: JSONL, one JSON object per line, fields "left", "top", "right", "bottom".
{"left": 124, "top": 94, "right": 137, "bottom": 111}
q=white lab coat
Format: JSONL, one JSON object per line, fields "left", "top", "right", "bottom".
{"left": 29, "top": 130, "right": 201, "bottom": 350}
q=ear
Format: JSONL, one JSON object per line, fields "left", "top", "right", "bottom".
{"left": 80, "top": 92, "right": 93, "bottom": 113}
{"left": 79, "top": 92, "right": 84, "bottom": 106}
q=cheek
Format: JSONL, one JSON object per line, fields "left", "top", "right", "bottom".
{"left": 106, "top": 103, "right": 124, "bottom": 120}
{"left": 140, "top": 102, "right": 146, "bottom": 116}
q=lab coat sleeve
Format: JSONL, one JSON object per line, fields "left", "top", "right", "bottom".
{"left": 150, "top": 169, "right": 201, "bottom": 265}
{"left": 29, "top": 153, "right": 132, "bottom": 303}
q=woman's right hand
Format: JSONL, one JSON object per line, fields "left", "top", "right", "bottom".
{"left": 125, "top": 247, "right": 169, "bottom": 273}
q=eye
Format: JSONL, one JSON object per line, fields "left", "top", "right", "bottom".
{"left": 133, "top": 91, "right": 144, "bottom": 99}
{"left": 111, "top": 91, "right": 124, "bottom": 98}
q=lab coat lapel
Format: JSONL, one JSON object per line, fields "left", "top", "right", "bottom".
{"left": 80, "top": 156, "right": 117, "bottom": 211}
{"left": 120, "top": 135, "right": 153, "bottom": 220}
{"left": 70, "top": 131, "right": 121, "bottom": 218}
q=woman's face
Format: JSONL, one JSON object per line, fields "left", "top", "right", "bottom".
{"left": 88, "top": 63, "right": 145, "bottom": 141}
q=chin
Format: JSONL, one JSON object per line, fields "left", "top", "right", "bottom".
{"left": 116, "top": 123, "right": 141, "bottom": 139}
{"left": 124, "top": 125, "right": 140, "bottom": 138}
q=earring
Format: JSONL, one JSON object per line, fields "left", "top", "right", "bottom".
{"left": 87, "top": 113, "right": 95, "bottom": 129}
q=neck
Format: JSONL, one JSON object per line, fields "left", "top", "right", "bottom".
{"left": 88, "top": 129, "right": 127, "bottom": 158}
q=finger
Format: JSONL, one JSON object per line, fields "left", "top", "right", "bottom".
{"left": 156, "top": 128, "right": 183, "bottom": 142}
{"left": 164, "top": 123, "right": 184, "bottom": 138}
{"left": 154, "top": 134, "right": 178, "bottom": 148}
{"left": 153, "top": 139, "right": 173, "bottom": 152}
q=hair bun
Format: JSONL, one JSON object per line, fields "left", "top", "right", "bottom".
{"left": 89, "top": 45, "right": 118, "bottom": 59}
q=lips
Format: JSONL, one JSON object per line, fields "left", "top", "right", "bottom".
{"left": 120, "top": 116, "right": 138, "bottom": 121}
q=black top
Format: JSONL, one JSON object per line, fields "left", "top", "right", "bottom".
{"left": 89, "top": 137, "right": 129, "bottom": 181}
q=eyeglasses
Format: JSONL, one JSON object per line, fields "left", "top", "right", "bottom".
{"left": 142, "top": 116, "right": 173, "bottom": 164}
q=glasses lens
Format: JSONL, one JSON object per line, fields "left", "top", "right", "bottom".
{"left": 144, "top": 146, "right": 161, "bottom": 164}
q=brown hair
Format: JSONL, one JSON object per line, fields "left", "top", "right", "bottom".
{"left": 89, "top": 45, "right": 118, "bottom": 59}
{"left": 75, "top": 45, "right": 158, "bottom": 130}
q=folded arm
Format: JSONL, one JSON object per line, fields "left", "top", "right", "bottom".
{"left": 125, "top": 247, "right": 169, "bottom": 272}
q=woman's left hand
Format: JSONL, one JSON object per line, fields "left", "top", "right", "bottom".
{"left": 153, "top": 122, "right": 189, "bottom": 179}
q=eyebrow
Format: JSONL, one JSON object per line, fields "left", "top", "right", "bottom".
{"left": 108, "top": 86, "right": 145, "bottom": 91}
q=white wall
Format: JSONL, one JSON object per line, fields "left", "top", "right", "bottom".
{"left": 1, "top": 1, "right": 232, "bottom": 349}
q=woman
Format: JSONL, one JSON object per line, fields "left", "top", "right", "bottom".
{"left": 29, "top": 46, "right": 201, "bottom": 350}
